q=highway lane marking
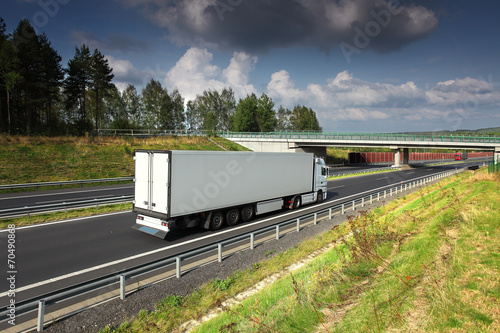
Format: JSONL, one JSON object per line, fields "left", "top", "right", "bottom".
{"left": 0, "top": 169, "right": 454, "bottom": 296}
{"left": 0, "top": 185, "right": 134, "bottom": 201}
{"left": 328, "top": 185, "right": 345, "bottom": 189}
{"left": 376, "top": 177, "right": 390, "bottom": 180}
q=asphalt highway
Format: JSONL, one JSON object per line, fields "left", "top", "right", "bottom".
{"left": 0, "top": 160, "right": 486, "bottom": 307}
{"left": 0, "top": 184, "right": 134, "bottom": 211}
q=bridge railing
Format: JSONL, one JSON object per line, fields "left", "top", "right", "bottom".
{"left": 97, "top": 129, "right": 500, "bottom": 144}
{"left": 220, "top": 131, "right": 500, "bottom": 144}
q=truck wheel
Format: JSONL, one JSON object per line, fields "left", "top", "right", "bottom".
{"left": 226, "top": 209, "right": 240, "bottom": 226}
{"left": 209, "top": 211, "right": 224, "bottom": 231}
{"left": 241, "top": 205, "right": 254, "bottom": 222}
{"left": 316, "top": 191, "right": 324, "bottom": 203}
{"left": 293, "top": 196, "right": 302, "bottom": 209}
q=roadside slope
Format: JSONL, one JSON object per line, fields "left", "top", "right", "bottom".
{"left": 103, "top": 169, "right": 499, "bottom": 333}
{"left": 0, "top": 135, "right": 247, "bottom": 185}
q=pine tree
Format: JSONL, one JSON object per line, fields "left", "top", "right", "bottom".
{"left": 0, "top": 18, "right": 23, "bottom": 134}
{"left": 90, "top": 49, "right": 114, "bottom": 132}
{"left": 63, "top": 44, "right": 92, "bottom": 133}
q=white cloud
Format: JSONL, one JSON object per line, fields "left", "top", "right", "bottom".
{"left": 265, "top": 69, "right": 500, "bottom": 130}
{"left": 164, "top": 47, "right": 257, "bottom": 102}
{"left": 425, "top": 77, "right": 500, "bottom": 107}
{"left": 267, "top": 70, "right": 305, "bottom": 106}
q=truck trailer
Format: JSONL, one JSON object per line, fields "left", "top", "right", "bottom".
{"left": 133, "top": 150, "right": 328, "bottom": 238}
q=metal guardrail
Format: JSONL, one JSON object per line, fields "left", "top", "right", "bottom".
{"left": 0, "top": 177, "right": 134, "bottom": 192}
{"left": 0, "top": 167, "right": 466, "bottom": 332}
{"left": 0, "top": 195, "right": 134, "bottom": 219}
{"left": 97, "top": 129, "right": 210, "bottom": 137}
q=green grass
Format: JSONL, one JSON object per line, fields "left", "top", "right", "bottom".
{"left": 104, "top": 169, "right": 499, "bottom": 333}
{"left": 0, "top": 135, "right": 249, "bottom": 186}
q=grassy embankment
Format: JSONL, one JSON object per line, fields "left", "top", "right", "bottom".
{"left": 104, "top": 168, "right": 499, "bottom": 333}
{"left": 0, "top": 135, "right": 248, "bottom": 228}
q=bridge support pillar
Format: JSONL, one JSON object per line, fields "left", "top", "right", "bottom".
{"left": 403, "top": 148, "right": 410, "bottom": 166}
{"left": 391, "top": 147, "right": 410, "bottom": 168}
{"left": 495, "top": 147, "right": 500, "bottom": 164}
{"left": 392, "top": 147, "right": 401, "bottom": 167}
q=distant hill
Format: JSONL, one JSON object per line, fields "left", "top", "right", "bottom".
{"left": 402, "top": 127, "right": 500, "bottom": 136}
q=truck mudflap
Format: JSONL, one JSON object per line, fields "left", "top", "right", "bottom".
{"left": 132, "top": 223, "right": 169, "bottom": 239}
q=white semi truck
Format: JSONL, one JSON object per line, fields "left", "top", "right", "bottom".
{"left": 133, "top": 150, "right": 328, "bottom": 238}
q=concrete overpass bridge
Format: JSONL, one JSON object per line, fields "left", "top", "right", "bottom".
{"left": 221, "top": 132, "right": 500, "bottom": 167}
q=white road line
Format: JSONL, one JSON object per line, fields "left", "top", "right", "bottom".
{"left": 376, "top": 177, "right": 389, "bottom": 180}
{"left": 0, "top": 185, "right": 133, "bottom": 201}
{"left": 0, "top": 169, "right": 450, "bottom": 296}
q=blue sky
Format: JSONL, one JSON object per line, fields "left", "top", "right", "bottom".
{"left": 2, "top": 0, "right": 500, "bottom": 132}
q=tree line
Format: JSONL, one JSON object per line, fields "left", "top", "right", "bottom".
{"left": 0, "top": 18, "right": 321, "bottom": 136}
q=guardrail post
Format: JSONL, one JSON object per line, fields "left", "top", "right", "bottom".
{"left": 352, "top": 200, "right": 355, "bottom": 211}
{"left": 341, "top": 204, "right": 345, "bottom": 214}
{"left": 377, "top": 193, "right": 380, "bottom": 201}
{"left": 120, "top": 275, "right": 126, "bottom": 300}
{"left": 384, "top": 190, "right": 386, "bottom": 198}
{"left": 370, "top": 194, "right": 373, "bottom": 204}
{"left": 361, "top": 197, "right": 364, "bottom": 207}
{"left": 390, "top": 188, "right": 393, "bottom": 196}
{"left": 276, "top": 225, "right": 280, "bottom": 240}
{"left": 218, "top": 243, "right": 223, "bottom": 263}
{"left": 313, "top": 213, "right": 317, "bottom": 225}
{"left": 37, "top": 300, "right": 45, "bottom": 331}
{"left": 250, "top": 233, "right": 255, "bottom": 250}
{"left": 296, "top": 218, "right": 300, "bottom": 232}
{"left": 329, "top": 208, "right": 332, "bottom": 219}
{"left": 176, "top": 257, "right": 181, "bottom": 278}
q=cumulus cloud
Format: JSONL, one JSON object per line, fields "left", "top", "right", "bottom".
{"left": 267, "top": 70, "right": 426, "bottom": 111}
{"left": 266, "top": 69, "right": 500, "bottom": 129}
{"left": 71, "top": 30, "right": 149, "bottom": 53}
{"left": 116, "top": 0, "right": 438, "bottom": 54}
{"left": 426, "top": 77, "right": 500, "bottom": 107}
{"left": 164, "top": 47, "right": 257, "bottom": 102}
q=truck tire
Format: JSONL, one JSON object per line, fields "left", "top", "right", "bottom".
{"left": 209, "top": 211, "right": 224, "bottom": 231}
{"left": 293, "top": 196, "right": 302, "bottom": 209}
{"left": 226, "top": 208, "right": 240, "bottom": 226}
{"left": 316, "top": 190, "right": 324, "bottom": 203}
{"left": 241, "top": 205, "right": 254, "bottom": 222}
